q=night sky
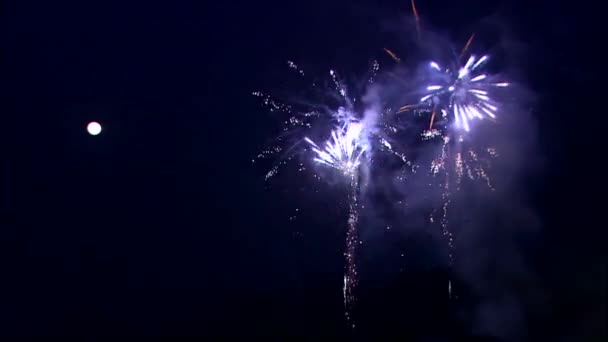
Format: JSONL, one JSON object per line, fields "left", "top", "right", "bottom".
{"left": 2, "top": 0, "right": 604, "bottom": 340}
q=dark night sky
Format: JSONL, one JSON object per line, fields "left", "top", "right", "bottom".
{"left": 1, "top": 0, "right": 604, "bottom": 340}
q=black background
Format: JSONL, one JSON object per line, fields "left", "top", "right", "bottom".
{"left": 1, "top": 0, "right": 603, "bottom": 340}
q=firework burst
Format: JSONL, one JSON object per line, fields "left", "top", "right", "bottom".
{"left": 254, "top": 61, "right": 390, "bottom": 328}
{"left": 421, "top": 54, "right": 509, "bottom": 132}
{"left": 304, "top": 120, "right": 368, "bottom": 176}
{"left": 253, "top": 61, "right": 380, "bottom": 180}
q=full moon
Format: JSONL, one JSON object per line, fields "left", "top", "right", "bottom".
{"left": 87, "top": 122, "right": 102, "bottom": 136}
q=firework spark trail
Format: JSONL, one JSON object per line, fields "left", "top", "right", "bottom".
{"left": 460, "top": 33, "right": 475, "bottom": 59}
{"left": 429, "top": 138, "right": 454, "bottom": 302}
{"left": 369, "top": 60, "right": 380, "bottom": 84}
{"left": 381, "top": 139, "right": 410, "bottom": 165}
{"left": 384, "top": 48, "right": 401, "bottom": 63}
{"left": 429, "top": 135, "right": 454, "bottom": 263}
{"left": 398, "top": 104, "right": 417, "bottom": 113}
{"left": 287, "top": 60, "right": 305, "bottom": 76}
{"left": 411, "top": 0, "right": 421, "bottom": 37}
{"left": 251, "top": 88, "right": 318, "bottom": 181}
{"left": 376, "top": 108, "right": 418, "bottom": 175}
{"left": 344, "top": 173, "right": 360, "bottom": 328}
{"left": 468, "top": 148, "right": 494, "bottom": 188}
{"left": 455, "top": 151, "right": 464, "bottom": 185}
{"left": 330, "top": 69, "right": 348, "bottom": 100}
{"left": 427, "top": 133, "right": 500, "bottom": 299}
{"left": 429, "top": 109, "right": 437, "bottom": 130}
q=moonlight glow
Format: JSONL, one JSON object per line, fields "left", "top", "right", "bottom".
{"left": 87, "top": 122, "right": 102, "bottom": 136}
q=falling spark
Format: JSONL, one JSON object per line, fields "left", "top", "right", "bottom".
{"left": 428, "top": 137, "right": 454, "bottom": 264}
{"left": 380, "top": 138, "right": 417, "bottom": 171}
{"left": 471, "top": 74, "right": 487, "bottom": 82}
{"left": 428, "top": 134, "right": 498, "bottom": 274}
{"left": 411, "top": 0, "right": 421, "bottom": 37}
{"left": 460, "top": 33, "right": 475, "bottom": 59}
{"left": 398, "top": 104, "right": 417, "bottom": 113}
{"left": 330, "top": 70, "right": 348, "bottom": 99}
{"left": 429, "top": 109, "right": 437, "bottom": 129}
{"left": 455, "top": 152, "right": 464, "bottom": 183}
{"left": 384, "top": 48, "right": 401, "bottom": 63}
{"left": 252, "top": 91, "right": 292, "bottom": 113}
{"left": 468, "top": 149, "right": 494, "bottom": 189}
{"left": 368, "top": 60, "right": 380, "bottom": 84}
{"left": 287, "top": 60, "right": 305, "bottom": 76}
{"left": 422, "top": 129, "right": 442, "bottom": 140}
{"left": 420, "top": 94, "right": 434, "bottom": 102}
{"left": 448, "top": 279, "right": 452, "bottom": 298}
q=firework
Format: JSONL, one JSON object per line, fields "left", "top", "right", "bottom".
{"left": 417, "top": 51, "right": 505, "bottom": 268}
{"left": 385, "top": 29, "right": 507, "bottom": 299}
{"left": 304, "top": 116, "right": 370, "bottom": 328}
{"left": 421, "top": 53, "right": 509, "bottom": 132}
{"left": 305, "top": 120, "right": 367, "bottom": 325}
{"left": 417, "top": 48, "right": 505, "bottom": 191}
{"left": 253, "top": 62, "right": 381, "bottom": 180}
{"left": 255, "top": 62, "right": 388, "bottom": 328}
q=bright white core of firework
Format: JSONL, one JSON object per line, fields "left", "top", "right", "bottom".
{"left": 305, "top": 121, "right": 367, "bottom": 175}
